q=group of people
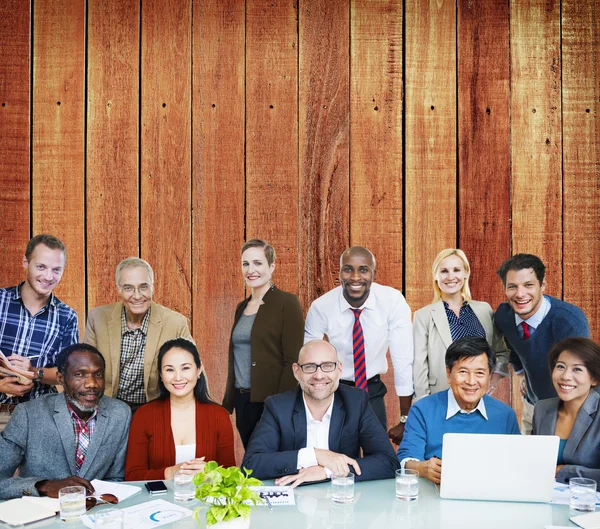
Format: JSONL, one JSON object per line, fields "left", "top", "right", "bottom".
{"left": 0, "top": 233, "right": 597, "bottom": 499}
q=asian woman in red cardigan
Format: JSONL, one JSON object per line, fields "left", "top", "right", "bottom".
{"left": 125, "top": 338, "right": 236, "bottom": 480}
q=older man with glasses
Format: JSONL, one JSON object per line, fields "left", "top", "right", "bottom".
{"left": 242, "top": 340, "right": 399, "bottom": 487}
{"left": 83, "top": 257, "right": 193, "bottom": 412}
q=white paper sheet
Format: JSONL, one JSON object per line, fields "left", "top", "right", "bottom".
{"left": 83, "top": 499, "right": 192, "bottom": 529}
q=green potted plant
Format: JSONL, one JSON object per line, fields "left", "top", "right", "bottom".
{"left": 193, "top": 462, "right": 263, "bottom": 529}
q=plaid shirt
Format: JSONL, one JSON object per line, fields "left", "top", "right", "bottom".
{"left": 0, "top": 284, "right": 79, "bottom": 404}
{"left": 67, "top": 401, "right": 98, "bottom": 474}
{"left": 116, "top": 307, "right": 150, "bottom": 404}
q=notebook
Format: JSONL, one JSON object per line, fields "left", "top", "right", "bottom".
{"left": 439, "top": 433, "right": 559, "bottom": 502}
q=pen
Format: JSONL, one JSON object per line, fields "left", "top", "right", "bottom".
{"left": 261, "top": 493, "right": 273, "bottom": 510}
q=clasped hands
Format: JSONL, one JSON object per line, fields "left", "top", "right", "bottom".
{"left": 274, "top": 449, "right": 361, "bottom": 488}
{"left": 165, "top": 457, "right": 206, "bottom": 480}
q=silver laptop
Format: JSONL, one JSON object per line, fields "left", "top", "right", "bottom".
{"left": 440, "top": 433, "right": 559, "bottom": 502}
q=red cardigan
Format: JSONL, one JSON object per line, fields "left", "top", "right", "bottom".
{"left": 125, "top": 398, "right": 236, "bottom": 480}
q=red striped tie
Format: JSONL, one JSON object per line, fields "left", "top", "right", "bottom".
{"left": 352, "top": 309, "right": 368, "bottom": 391}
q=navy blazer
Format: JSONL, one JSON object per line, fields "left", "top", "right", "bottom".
{"left": 533, "top": 391, "right": 600, "bottom": 483}
{"left": 242, "top": 384, "right": 399, "bottom": 481}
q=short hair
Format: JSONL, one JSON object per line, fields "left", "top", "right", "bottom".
{"left": 548, "top": 337, "right": 600, "bottom": 384}
{"left": 496, "top": 253, "right": 546, "bottom": 286}
{"left": 157, "top": 338, "right": 215, "bottom": 404}
{"left": 56, "top": 343, "right": 106, "bottom": 375}
{"left": 445, "top": 336, "right": 496, "bottom": 373}
{"left": 431, "top": 248, "right": 472, "bottom": 303}
{"left": 339, "top": 246, "right": 377, "bottom": 271}
{"left": 115, "top": 257, "right": 154, "bottom": 288}
{"left": 25, "top": 234, "right": 66, "bottom": 261}
{"left": 241, "top": 239, "right": 276, "bottom": 266}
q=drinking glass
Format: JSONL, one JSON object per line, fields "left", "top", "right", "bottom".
{"left": 395, "top": 469, "right": 419, "bottom": 501}
{"left": 59, "top": 486, "right": 86, "bottom": 522}
{"left": 570, "top": 477, "right": 596, "bottom": 512}
{"left": 94, "top": 508, "right": 124, "bottom": 529}
{"left": 174, "top": 470, "right": 196, "bottom": 502}
{"left": 331, "top": 473, "right": 354, "bottom": 504}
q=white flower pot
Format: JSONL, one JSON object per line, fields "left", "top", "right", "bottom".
{"left": 211, "top": 516, "right": 250, "bottom": 529}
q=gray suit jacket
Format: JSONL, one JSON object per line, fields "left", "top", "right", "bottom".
{"left": 533, "top": 391, "right": 600, "bottom": 483}
{"left": 0, "top": 393, "right": 131, "bottom": 499}
{"left": 413, "top": 300, "right": 509, "bottom": 399}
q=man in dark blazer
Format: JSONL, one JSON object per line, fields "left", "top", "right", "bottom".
{"left": 242, "top": 340, "right": 399, "bottom": 486}
{"left": 0, "top": 344, "right": 131, "bottom": 499}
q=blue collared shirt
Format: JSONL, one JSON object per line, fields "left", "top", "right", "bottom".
{"left": 0, "top": 284, "right": 79, "bottom": 404}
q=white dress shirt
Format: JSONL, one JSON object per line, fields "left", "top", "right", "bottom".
{"left": 297, "top": 394, "right": 334, "bottom": 475}
{"left": 304, "top": 283, "right": 414, "bottom": 396}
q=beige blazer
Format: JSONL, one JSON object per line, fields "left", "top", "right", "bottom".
{"left": 83, "top": 301, "right": 193, "bottom": 401}
{"left": 412, "top": 300, "right": 509, "bottom": 399}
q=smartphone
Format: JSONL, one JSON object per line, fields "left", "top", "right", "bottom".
{"left": 145, "top": 481, "right": 168, "bottom": 495}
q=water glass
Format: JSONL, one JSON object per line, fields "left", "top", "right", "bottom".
{"left": 570, "top": 477, "right": 596, "bottom": 512}
{"left": 94, "top": 508, "right": 124, "bottom": 529}
{"left": 395, "top": 469, "right": 419, "bottom": 501}
{"left": 331, "top": 472, "right": 354, "bottom": 504}
{"left": 174, "top": 470, "right": 196, "bottom": 502}
{"left": 59, "top": 485, "right": 86, "bottom": 522}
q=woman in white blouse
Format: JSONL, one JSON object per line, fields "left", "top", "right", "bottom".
{"left": 413, "top": 248, "right": 509, "bottom": 399}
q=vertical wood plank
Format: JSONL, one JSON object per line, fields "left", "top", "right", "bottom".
{"left": 0, "top": 0, "right": 30, "bottom": 285}
{"left": 33, "top": 0, "right": 85, "bottom": 327}
{"left": 193, "top": 0, "right": 245, "bottom": 461}
{"left": 562, "top": 0, "right": 600, "bottom": 340}
{"left": 350, "top": 0, "right": 403, "bottom": 437}
{"left": 299, "top": 0, "right": 350, "bottom": 310}
{"left": 510, "top": 0, "right": 562, "bottom": 294}
{"left": 457, "top": 0, "right": 511, "bottom": 404}
{"left": 246, "top": 0, "right": 299, "bottom": 295}
{"left": 404, "top": 0, "right": 457, "bottom": 311}
{"left": 141, "top": 0, "right": 191, "bottom": 318}
{"left": 87, "top": 0, "right": 140, "bottom": 310}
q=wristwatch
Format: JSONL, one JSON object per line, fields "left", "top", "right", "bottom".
{"left": 399, "top": 415, "right": 408, "bottom": 424}
{"left": 33, "top": 368, "right": 44, "bottom": 382}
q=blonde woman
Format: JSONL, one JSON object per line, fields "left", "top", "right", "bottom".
{"left": 413, "top": 249, "right": 508, "bottom": 399}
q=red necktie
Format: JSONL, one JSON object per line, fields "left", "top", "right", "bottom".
{"left": 352, "top": 309, "right": 368, "bottom": 391}
{"left": 522, "top": 322, "right": 531, "bottom": 340}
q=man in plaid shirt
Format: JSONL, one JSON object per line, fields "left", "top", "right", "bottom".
{"left": 0, "top": 234, "right": 79, "bottom": 432}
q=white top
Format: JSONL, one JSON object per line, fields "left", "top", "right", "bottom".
{"left": 297, "top": 394, "right": 334, "bottom": 477}
{"left": 175, "top": 443, "right": 196, "bottom": 464}
{"left": 445, "top": 388, "right": 488, "bottom": 420}
{"left": 304, "top": 283, "right": 414, "bottom": 396}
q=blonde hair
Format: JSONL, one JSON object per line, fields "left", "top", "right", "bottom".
{"left": 431, "top": 248, "right": 472, "bottom": 303}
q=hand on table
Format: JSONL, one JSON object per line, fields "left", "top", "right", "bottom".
{"left": 411, "top": 457, "right": 442, "bottom": 485}
{"left": 275, "top": 466, "right": 327, "bottom": 488}
{"left": 35, "top": 476, "right": 94, "bottom": 498}
{"left": 180, "top": 457, "right": 206, "bottom": 473}
{"left": 314, "top": 449, "right": 361, "bottom": 476}
{"left": 388, "top": 422, "right": 405, "bottom": 445}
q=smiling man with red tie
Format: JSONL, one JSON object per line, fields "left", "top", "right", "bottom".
{"left": 304, "top": 246, "right": 413, "bottom": 444}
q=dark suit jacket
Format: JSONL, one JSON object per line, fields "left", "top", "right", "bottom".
{"left": 223, "top": 285, "right": 304, "bottom": 411}
{"left": 241, "top": 384, "right": 400, "bottom": 481}
{"left": 0, "top": 394, "right": 131, "bottom": 499}
{"left": 533, "top": 391, "right": 600, "bottom": 483}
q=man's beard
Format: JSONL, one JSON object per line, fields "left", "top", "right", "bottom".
{"left": 65, "top": 391, "right": 103, "bottom": 413}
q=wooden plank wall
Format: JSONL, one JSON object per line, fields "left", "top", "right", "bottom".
{"left": 1, "top": 0, "right": 599, "bottom": 456}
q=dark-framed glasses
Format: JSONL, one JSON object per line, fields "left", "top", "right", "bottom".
{"left": 85, "top": 493, "right": 118, "bottom": 511}
{"left": 297, "top": 361, "right": 338, "bottom": 374}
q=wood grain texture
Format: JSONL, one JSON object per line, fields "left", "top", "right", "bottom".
{"left": 246, "top": 0, "right": 299, "bottom": 296}
{"left": 87, "top": 0, "right": 139, "bottom": 310}
{"left": 404, "top": 0, "right": 457, "bottom": 311}
{"left": 33, "top": 0, "right": 85, "bottom": 327}
{"left": 141, "top": 0, "right": 192, "bottom": 318}
{"left": 562, "top": 0, "right": 600, "bottom": 340}
{"left": 457, "top": 0, "right": 511, "bottom": 404}
{"left": 510, "top": 0, "right": 562, "bottom": 295}
{"left": 299, "top": 0, "right": 350, "bottom": 310}
{"left": 0, "top": 0, "right": 30, "bottom": 286}
{"left": 192, "top": 0, "right": 245, "bottom": 462}
{"left": 350, "top": 0, "right": 403, "bottom": 429}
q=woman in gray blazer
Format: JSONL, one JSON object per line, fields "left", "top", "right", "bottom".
{"left": 413, "top": 249, "right": 508, "bottom": 399}
{"left": 533, "top": 337, "right": 600, "bottom": 483}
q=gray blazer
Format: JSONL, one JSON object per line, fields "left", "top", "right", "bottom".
{"left": 413, "top": 300, "right": 509, "bottom": 399}
{"left": 0, "top": 393, "right": 131, "bottom": 499}
{"left": 533, "top": 391, "right": 600, "bottom": 483}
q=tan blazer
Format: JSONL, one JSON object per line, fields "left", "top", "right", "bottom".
{"left": 412, "top": 300, "right": 509, "bottom": 399}
{"left": 83, "top": 301, "right": 193, "bottom": 401}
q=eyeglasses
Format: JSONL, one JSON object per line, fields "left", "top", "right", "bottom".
{"left": 119, "top": 284, "right": 151, "bottom": 295}
{"left": 85, "top": 493, "right": 118, "bottom": 511}
{"left": 296, "top": 362, "right": 338, "bottom": 374}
